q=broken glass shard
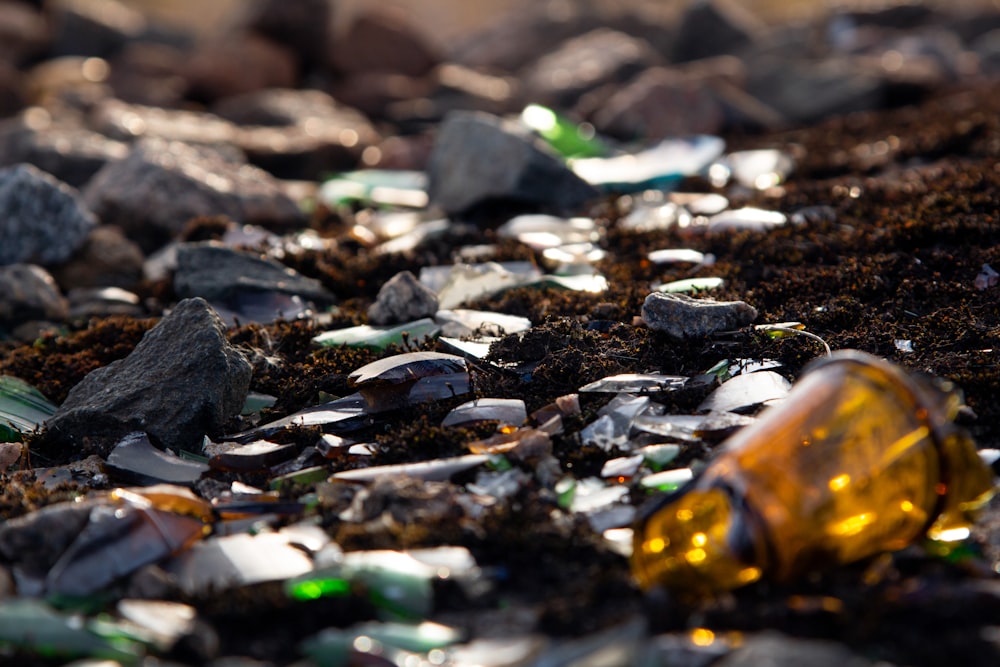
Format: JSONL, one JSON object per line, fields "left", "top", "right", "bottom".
{"left": 670, "top": 192, "right": 729, "bottom": 216}
{"left": 438, "top": 337, "right": 494, "bottom": 360}
{"left": 431, "top": 262, "right": 542, "bottom": 310}
{"left": 230, "top": 393, "right": 368, "bottom": 442}
{"left": 571, "top": 135, "right": 725, "bottom": 193}
{"left": 598, "top": 393, "right": 663, "bottom": 437}
{"left": 374, "top": 218, "right": 453, "bottom": 256}
{"left": 167, "top": 531, "right": 315, "bottom": 596}
{"left": 579, "top": 373, "right": 687, "bottom": 393}
{"left": 349, "top": 351, "right": 468, "bottom": 411}
{"left": 581, "top": 414, "right": 628, "bottom": 452}
{"left": 620, "top": 200, "right": 691, "bottom": 232}
{"left": 442, "top": 398, "right": 527, "bottom": 428}
{"left": 697, "top": 370, "right": 791, "bottom": 413}
{"left": 707, "top": 207, "right": 788, "bottom": 232}
{"left": 633, "top": 414, "right": 703, "bottom": 441}
{"left": 320, "top": 169, "right": 428, "bottom": 208}
{"left": 542, "top": 243, "right": 606, "bottom": 268}
{"left": 0, "top": 599, "right": 141, "bottom": 662}
{"left": 106, "top": 432, "right": 209, "bottom": 486}
{"left": 497, "top": 214, "right": 597, "bottom": 249}
{"left": 207, "top": 439, "right": 297, "bottom": 472}
{"left": 309, "top": 620, "right": 463, "bottom": 657}
{"left": 640, "top": 467, "right": 694, "bottom": 492}
{"left": 520, "top": 103, "right": 607, "bottom": 158}
{"left": 270, "top": 465, "right": 330, "bottom": 491}
{"left": 647, "top": 248, "right": 710, "bottom": 265}
{"left": 715, "top": 149, "right": 795, "bottom": 189}
{"left": 241, "top": 391, "right": 277, "bottom": 415}
{"left": 116, "top": 599, "right": 197, "bottom": 651}
{"left": 435, "top": 309, "right": 531, "bottom": 338}
{"left": 312, "top": 318, "right": 441, "bottom": 350}
{"left": 0, "top": 375, "right": 57, "bottom": 442}
{"left": 601, "top": 454, "right": 645, "bottom": 479}
{"left": 542, "top": 273, "right": 608, "bottom": 293}
{"left": 636, "top": 443, "right": 681, "bottom": 470}
{"left": 46, "top": 499, "right": 207, "bottom": 598}
{"left": 287, "top": 549, "right": 445, "bottom": 619}
{"left": 332, "top": 454, "right": 489, "bottom": 483}
{"left": 654, "top": 277, "right": 725, "bottom": 293}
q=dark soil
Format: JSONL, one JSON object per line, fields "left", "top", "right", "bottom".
{"left": 4, "top": 81, "right": 1000, "bottom": 665}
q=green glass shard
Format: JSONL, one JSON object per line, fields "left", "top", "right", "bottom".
{"left": 0, "top": 599, "right": 142, "bottom": 663}
{"left": 521, "top": 104, "right": 607, "bottom": 158}
{"left": 312, "top": 319, "right": 441, "bottom": 351}
{"left": 655, "top": 277, "right": 725, "bottom": 293}
{"left": 0, "top": 375, "right": 58, "bottom": 442}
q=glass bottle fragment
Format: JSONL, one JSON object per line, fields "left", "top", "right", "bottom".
{"left": 632, "top": 350, "right": 997, "bottom": 594}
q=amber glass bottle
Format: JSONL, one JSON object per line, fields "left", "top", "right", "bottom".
{"left": 632, "top": 350, "right": 996, "bottom": 593}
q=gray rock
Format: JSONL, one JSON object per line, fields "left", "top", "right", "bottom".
{"left": 0, "top": 2, "right": 48, "bottom": 66}
{"left": 245, "top": 0, "right": 332, "bottom": 68}
{"left": 50, "top": 225, "right": 144, "bottom": 290}
{"left": 47, "top": 0, "right": 146, "bottom": 59}
{"left": 0, "top": 163, "right": 97, "bottom": 266}
{"left": 45, "top": 297, "right": 252, "bottom": 456}
{"left": 184, "top": 32, "right": 298, "bottom": 102}
{"left": 368, "top": 270, "right": 439, "bottom": 325}
{"left": 745, "top": 58, "right": 885, "bottom": 125}
{"left": 0, "top": 264, "right": 69, "bottom": 326}
{"left": 523, "top": 28, "right": 661, "bottom": 108}
{"left": 427, "top": 111, "right": 598, "bottom": 216}
{"left": 89, "top": 98, "right": 239, "bottom": 145}
{"left": 0, "top": 109, "right": 129, "bottom": 188}
{"left": 641, "top": 292, "right": 757, "bottom": 339}
{"left": 173, "top": 242, "right": 335, "bottom": 305}
{"left": 588, "top": 67, "right": 727, "bottom": 141}
{"left": 83, "top": 138, "right": 307, "bottom": 251}
{"left": 714, "top": 632, "right": 874, "bottom": 667}
{"left": 329, "top": 7, "right": 440, "bottom": 77}
{"left": 672, "top": 0, "right": 765, "bottom": 63}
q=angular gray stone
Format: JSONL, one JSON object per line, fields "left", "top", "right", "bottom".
{"left": 672, "top": 0, "right": 765, "bottom": 64}
{"left": 523, "top": 28, "right": 661, "bottom": 108}
{"left": 428, "top": 111, "right": 598, "bottom": 216}
{"left": 173, "top": 242, "right": 335, "bottom": 305}
{"left": 368, "top": 270, "right": 439, "bottom": 325}
{"left": 0, "top": 163, "right": 97, "bottom": 265}
{"left": 47, "top": 0, "right": 146, "bottom": 59}
{"left": 0, "top": 264, "right": 69, "bottom": 325}
{"left": 0, "top": 110, "right": 129, "bottom": 188}
{"left": 642, "top": 292, "right": 757, "bottom": 339}
{"left": 45, "top": 297, "right": 252, "bottom": 456}
{"left": 83, "top": 138, "right": 307, "bottom": 251}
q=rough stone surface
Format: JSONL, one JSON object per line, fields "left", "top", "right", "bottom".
{"left": 83, "top": 138, "right": 307, "bottom": 251}
{"left": 588, "top": 67, "right": 727, "bottom": 141}
{"left": 245, "top": 0, "right": 331, "bottom": 69}
{"left": 106, "top": 42, "right": 189, "bottom": 108}
{"left": 641, "top": 292, "right": 757, "bottom": 339}
{"left": 173, "top": 242, "right": 335, "bottom": 305}
{"left": 50, "top": 225, "right": 144, "bottom": 289}
{"left": 672, "top": 0, "right": 765, "bottom": 63}
{"left": 0, "top": 109, "right": 130, "bottom": 187}
{"left": 329, "top": 8, "right": 439, "bottom": 77}
{"left": 0, "top": 2, "right": 48, "bottom": 66}
{"left": 523, "top": 28, "right": 661, "bottom": 109}
{"left": 185, "top": 33, "right": 298, "bottom": 102}
{"left": 0, "top": 263, "right": 70, "bottom": 326}
{"left": 427, "top": 111, "right": 598, "bottom": 216}
{"left": 368, "top": 270, "right": 440, "bottom": 325}
{"left": 212, "top": 88, "right": 379, "bottom": 179}
{"left": 746, "top": 58, "right": 885, "bottom": 125}
{"left": 45, "top": 297, "right": 252, "bottom": 455}
{"left": 89, "top": 98, "right": 239, "bottom": 145}
{"left": 0, "top": 163, "right": 97, "bottom": 265}
{"left": 46, "top": 0, "right": 146, "bottom": 59}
